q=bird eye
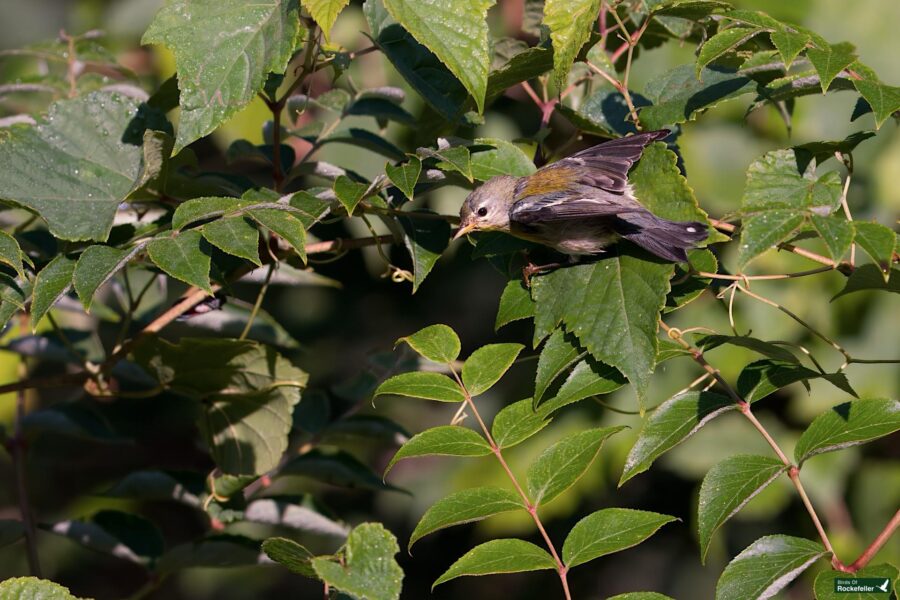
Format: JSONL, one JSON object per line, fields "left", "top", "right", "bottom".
{"left": 477, "top": 207, "right": 488, "bottom": 217}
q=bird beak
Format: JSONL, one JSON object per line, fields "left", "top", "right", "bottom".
{"left": 452, "top": 223, "right": 476, "bottom": 241}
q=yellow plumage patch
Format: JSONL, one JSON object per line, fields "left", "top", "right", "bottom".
{"left": 516, "top": 166, "right": 578, "bottom": 199}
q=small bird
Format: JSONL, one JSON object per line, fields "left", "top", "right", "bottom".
{"left": 454, "top": 130, "right": 707, "bottom": 267}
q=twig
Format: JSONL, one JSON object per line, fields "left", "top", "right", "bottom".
{"left": 835, "top": 153, "right": 856, "bottom": 266}
{"left": 846, "top": 509, "right": 900, "bottom": 572}
{"left": 698, "top": 266, "right": 834, "bottom": 281}
{"left": 659, "top": 320, "right": 844, "bottom": 567}
{"left": 11, "top": 312, "right": 41, "bottom": 576}
{"left": 448, "top": 366, "right": 571, "bottom": 600}
{"left": 239, "top": 262, "right": 275, "bottom": 340}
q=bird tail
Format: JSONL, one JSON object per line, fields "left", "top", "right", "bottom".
{"left": 613, "top": 213, "right": 708, "bottom": 262}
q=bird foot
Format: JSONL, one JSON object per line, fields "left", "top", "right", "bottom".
{"left": 522, "top": 261, "right": 563, "bottom": 288}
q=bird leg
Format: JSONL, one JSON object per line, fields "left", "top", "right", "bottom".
{"left": 522, "top": 261, "right": 563, "bottom": 287}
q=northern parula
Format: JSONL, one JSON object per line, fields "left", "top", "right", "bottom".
{"left": 454, "top": 129, "right": 706, "bottom": 262}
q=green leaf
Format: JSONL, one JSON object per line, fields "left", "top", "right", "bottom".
{"left": 420, "top": 145, "right": 473, "bottom": 181}
{"left": 305, "top": 0, "right": 351, "bottom": 41}
{"left": 262, "top": 537, "right": 316, "bottom": 578}
{"left": 30, "top": 255, "right": 76, "bottom": 330}
{"left": 0, "top": 577, "right": 80, "bottom": 600}
{"left": 698, "top": 455, "right": 787, "bottom": 563}
{"left": 289, "top": 191, "right": 332, "bottom": 228}
{"left": 538, "top": 358, "right": 626, "bottom": 415}
{"left": 0, "top": 92, "right": 155, "bottom": 241}
{"left": 833, "top": 265, "right": 900, "bottom": 299}
{"left": 433, "top": 539, "right": 556, "bottom": 588}
{"left": 386, "top": 425, "right": 491, "bottom": 473}
{"left": 794, "top": 399, "right": 900, "bottom": 465}
{"left": 852, "top": 79, "right": 900, "bottom": 128}
{"left": 526, "top": 426, "right": 624, "bottom": 506}
{"left": 650, "top": 0, "right": 730, "bottom": 19}
{"left": 716, "top": 535, "right": 828, "bottom": 600}
{"left": 620, "top": 391, "right": 735, "bottom": 485}
{"left": 374, "top": 371, "right": 465, "bottom": 403}
{"left": 462, "top": 343, "right": 523, "bottom": 396}
{"left": 853, "top": 221, "right": 896, "bottom": 279}
{"left": 736, "top": 359, "right": 856, "bottom": 404}
{"left": 697, "top": 27, "right": 765, "bottom": 75}
{"left": 628, "top": 143, "right": 716, "bottom": 234}
{"left": 0, "top": 231, "right": 25, "bottom": 278}
{"left": 143, "top": 0, "right": 301, "bottom": 151}
{"left": 563, "top": 508, "right": 676, "bottom": 568}
{"left": 696, "top": 335, "right": 799, "bottom": 364}
{"left": 200, "top": 387, "right": 301, "bottom": 475}
{"left": 810, "top": 215, "right": 854, "bottom": 262}
{"left": 334, "top": 175, "right": 369, "bottom": 215}
{"left": 312, "top": 523, "right": 403, "bottom": 600}
{"left": 202, "top": 215, "right": 261, "bottom": 266}
{"left": 471, "top": 138, "right": 537, "bottom": 181}
{"left": 667, "top": 249, "right": 717, "bottom": 312}
{"left": 641, "top": 65, "right": 756, "bottom": 130}
{"left": 73, "top": 244, "right": 144, "bottom": 311}
{"left": 738, "top": 210, "right": 805, "bottom": 268}
{"left": 397, "top": 324, "right": 460, "bottom": 363}
{"left": 0, "top": 275, "right": 29, "bottom": 331}
{"left": 806, "top": 42, "right": 856, "bottom": 94}
{"left": 485, "top": 46, "right": 554, "bottom": 106}
{"left": 382, "top": 0, "right": 493, "bottom": 112}
{"left": 398, "top": 210, "right": 451, "bottom": 293}
{"left": 157, "top": 535, "right": 261, "bottom": 572}
{"left": 770, "top": 30, "right": 810, "bottom": 68}
{"left": 534, "top": 329, "right": 583, "bottom": 404}
{"left": 544, "top": 0, "right": 600, "bottom": 91}
{"left": 495, "top": 279, "right": 535, "bottom": 331}
{"left": 171, "top": 197, "right": 247, "bottom": 230}
{"left": 532, "top": 248, "right": 673, "bottom": 404}
{"left": 386, "top": 157, "right": 421, "bottom": 200}
{"left": 280, "top": 449, "right": 402, "bottom": 493}
{"left": 147, "top": 230, "right": 212, "bottom": 292}
{"left": 409, "top": 487, "right": 524, "bottom": 550}
{"left": 491, "top": 399, "right": 550, "bottom": 449}
{"left": 814, "top": 563, "right": 898, "bottom": 600}
{"left": 248, "top": 208, "right": 307, "bottom": 263}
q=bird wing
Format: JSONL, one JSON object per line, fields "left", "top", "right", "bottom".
{"left": 510, "top": 130, "right": 669, "bottom": 224}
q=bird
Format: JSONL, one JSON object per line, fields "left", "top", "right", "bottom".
{"left": 453, "top": 130, "right": 708, "bottom": 274}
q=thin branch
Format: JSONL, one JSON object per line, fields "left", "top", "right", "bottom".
{"left": 659, "top": 320, "right": 844, "bottom": 566}
{"left": 448, "top": 366, "right": 571, "bottom": 600}
{"left": 239, "top": 262, "right": 275, "bottom": 340}
{"left": 847, "top": 509, "right": 900, "bottom": 572}
{"left": 697, "top": 266, "right": 835, "bottom": 281}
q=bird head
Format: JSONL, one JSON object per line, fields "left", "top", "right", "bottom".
{"left": 454, "top": 175, "right": 518, "bottom": 240}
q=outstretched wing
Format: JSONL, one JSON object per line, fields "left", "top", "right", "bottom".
{"left": 510, "top": 130, "right": 670, "bottom": 225}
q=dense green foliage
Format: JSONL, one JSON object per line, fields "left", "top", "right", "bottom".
{"left": 0, "top": 0, "right": 897, "bottom": 599}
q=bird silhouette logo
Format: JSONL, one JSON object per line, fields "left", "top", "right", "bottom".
{"left": 876, "top": 578, "right": 890, "bottom": 593}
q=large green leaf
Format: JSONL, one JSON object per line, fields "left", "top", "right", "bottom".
{"left": 385, "top": 157, "right": 421, "bottom": 200}
{"left": 526, "top": 426, "right": 624, "bottom": 506}
{"left": 397, "top": 324, "right": 460, "bottom": 363}
{"left": 73, "top": 244, "right": 145, "bottom": 310}
{"left": 736, "top": 359, "right": 856, "bottom": 404}
{"left": 537, "top": 358, "right": 627, "bottom": 415}
{"left": 853, "top": 221, "right": 896, "bottom": 280}
{"left": 532, "top": 249, "right": 673, "bottom": 404}
{"left": 0, "top": 577, "right": 80, "bottom": 600}
{"left": 620, "top": 391, "right": 735, "bottom": 485}
{"left": 383, "top": 0, "right": 493, "bottom": 112}
{"left": 544, "top": 0, "right": 599, "bottom": 91}
{"left": 853, "top": 79, "right": 900, "bottom": 128}
{"left": 471, "top": 138, "right": 537, "bottom": 181}
{"left": 630, "top": 144, "right": 714, "bottom": 226}
{"left": 248, "top": 208, "right": 307, "bottom": 263}
{"left": 806, "top": 42, "right": 856, "bottom": 93}
{"left": 716, "top": 535, "right": 828, "bottom": 600}
{"left": 433, "top": 539, "right": 556, "bottom": 587}
{"left": 30, "top": 255, "right": 76, "bottom": 330}
{"left": 563, "top": 508, "right": 676, "bottom": 568}
{"left": 485, "top": 46, "right": 554, "bottom": 105}
{"left": 491, "top": 398, "right": 550, "bottom": 449}
{"left": 147, "top": 230, "right": 213, "bottom": 292}
{"left": 833, "top": 265, "right": 900, "bottom": 299}
{"left": 697, "top": 27, "right": 765, "bottom": 75}
{"left": 814, "top": 563, "right": 898, "bottom": 600}
{"left": 374, "top": 371, "right": 465, "bottom": 403}
{"left": 398, "top": 210, "right": 451, "bottom": 293}
{"left": 409, "top": 487, "right": 523, "bottom": 550}
{"left": 386, "top": 425, "right": 491, "bottom": 473}
{"left": 770, "top": 30, "right": 810, "bottom": 68}
{"left": 0, "top": 92, "right": 156, "bottom": 241}
{"left": 810, "top": 215, "right": 854, "bottom": 263}
{"left": 462, "top": 343, "right": 523, "bottom": 396}
{"left": 312, "top": 523, "right": 403, "bottom": 600}
{"left": 143, "top": 0, "right": 301, "bottom": 151}
{"left": 641, "top": 65, "right": 756, "bottom": 130}
{"left": 794, "top": 399, "right": 900, "bottom": 465}
{"left": 201, "top": 215, "right": 261, "bottom": 266}
{"left": 697, "top": 455, "right": 787, "bottom": 563}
